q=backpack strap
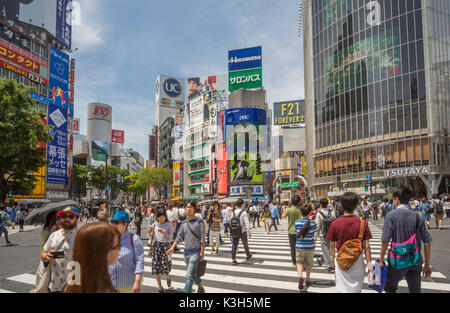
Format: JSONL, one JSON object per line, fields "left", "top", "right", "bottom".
{"left": 414, "top": 214, "right": 420, "bottom": 234}
{"left": 357, "top": 219, "right": 365, "bottom": 241}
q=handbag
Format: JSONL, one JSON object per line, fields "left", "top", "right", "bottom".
{"left": 30, "top": 261, "right": 51, "bottom": 293}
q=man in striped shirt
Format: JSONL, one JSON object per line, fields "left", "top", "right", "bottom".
{"left": 294, "top": 205, "right": 318, "bottom": 291}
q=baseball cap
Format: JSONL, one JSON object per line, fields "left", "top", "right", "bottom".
{"left": 110, "top": 210, "right": 130, "bottom": 223}
{"left": 57, "top": 206, "right": 80, "bottom": 217}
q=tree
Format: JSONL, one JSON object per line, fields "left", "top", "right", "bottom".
{"left": 72, "top": 164, "right": 90, "bottom": 198}
{"left": 0, "top": 78, "right": 52, "bottom": 204}
{"left": 141, "top": 167, "right": 172, "bottom": 201}
{"left": 126, "top": 172, "right": 148, "bottom": 200}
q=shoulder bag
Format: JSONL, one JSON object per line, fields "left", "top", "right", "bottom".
{"left": 186, "top": 221, "right": 207, "bottom": 278}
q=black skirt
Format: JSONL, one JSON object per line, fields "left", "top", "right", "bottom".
{"left": 151, "top": 241, "right": 172, "bottom": 275}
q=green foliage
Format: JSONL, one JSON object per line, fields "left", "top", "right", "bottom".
{"left": 0, "top": 78, "right": 52, "bottom": 204}
{"left": 142, "top": 167, "right": 172, "bottom": 200}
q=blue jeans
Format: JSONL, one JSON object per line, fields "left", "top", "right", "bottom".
{"left": 183, "top": 252, "right": 202, "bottom": 293}
{"left": 0, "top": 226, "right": 10, "bottom": 244}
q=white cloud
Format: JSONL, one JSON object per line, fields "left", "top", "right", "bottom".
{"left": 71, "top": 0, "right": 110, "bottom": 52}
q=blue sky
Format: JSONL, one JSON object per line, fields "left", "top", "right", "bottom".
{"left": 72, "top": 0, "right": 304, "bottom": 160}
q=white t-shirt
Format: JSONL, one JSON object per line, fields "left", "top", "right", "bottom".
{"left": 167, "top": 209, "right": 175, "bottom": 222}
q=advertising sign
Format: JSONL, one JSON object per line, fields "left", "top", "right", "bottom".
{"left": 91, "top": 141, "right": 109, "bottom": 167}
{"left": 230, "top": 185, "right": 264, "bottom": 197}
{"left": 224, "top": 108, "right": 267, "bottom": 151}
{"left": 217, "top": 142, "right": 228, "bottom": 194}
{"left": 225, "top": 108, "right": 266, "bottom": 126}
{"left": 49, "top": 47, "right": 69, "bottom": 109}
{"left": 228, "top": 46, "right": 262, "bottom": 72}
{"left": 188, "top": 74, "right": 227, "bottom": 101}
{"left": 280, "top": 170, "right": 290, "bottom": 176}
{"left": 69, "top": 59, "right": 75, "bottom": 105}
{"left": 301, "top": 156, "right": 306, "bottom": 175}
{"left": 173, "top": 161, "right": 181, "bottom": 187}
{"left": 0, "top": 59, "right": 48, "bottom": 85}
{"left": 0, "top": 39, "right": 40, "bottom": 73}
{"left": 273, "top": 100, "right": 305, "bottom": 126}
{"left": 111, "top": 129, "right": 125, "bottom": 144}
{"left": 384, "top": 166, "right": 430, "bottom": 178}
{"left": 156, "top": 75, "right": 185, "bottom": 107}
{"left": 189, "top": 95, "right": 203, "bottom": 128}
{"left": 208, "top": 102, "right": 217, "bottom": 139}
{"left": 0, "top": 0, "right": 72, "bottom": 49}
{"left": 149, "top": 135, "right": 156, "bottom": 161}
{"left": 71, "top": 118, "right": 79, "bottom": 134}
{"left": 230, "top": 151, "right": 263, "bottom": 184}
{"left": 229, "top": 67, "right": 262, "bottom": 92}
{"left": 281, "top": 182, "right": 300, "bottom": 189}
{"left": 47, "top": 99, "right": 68, "bottom": 184}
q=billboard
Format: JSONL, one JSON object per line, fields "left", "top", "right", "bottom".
{"left": 173, "top": 161, "right": 181, "bottom": 187}
{"left": 149, "top": 135, "right": 156, "bottom": 161}
{"left": 189, "top": 95, "right": 203, "bottom": 128}
{"left": 230, "top": 185, "right": 264, "bottom": 197}
{"left": 224, "top": 108, "right": 267, "bottom": 151}
{"left": 228, "top": 46, "right": 262, "bottom": 72}
{"left": 91, "top": 140, "right": 109, "bottom": 167}
{"left": 0, "top": 0, "right": 72, "bottom": 49}
{"left": 49, "top": 47, "right": 69, "bottom": 108}
{"left": 111, "top": 129, "right": 125, "bottom": 144}
{"left": 155, "top": 75, "right": 185, "bottom": 107}
{"left": 0, "top": 38, "right": 40, "bottom": 73}
{"left": 71, "top": 118, "right": 79, "bottom": 134}
{"left": 46, "top": 46, "right": 69, "bottom": 185}
{"left": 217, "top": 142, "right": 228, "bottom": 194}
{"left": 173, "top": 114, "right": 183, "bottom": 161}
{"left": 230, "top": 151, "right": 263, "bottom": 184}
{"left": 188, "top": 74, "right": 227, "bottom": 101}
{"left": 229, "top": 67, "right": 262, "bottom": 92}
{"left": 273, "top": 100, "right": 305, "bottom": 126}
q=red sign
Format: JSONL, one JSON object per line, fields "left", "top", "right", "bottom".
{"left": 0, "top": 59, "right": 48, "bottom": 86}
{"left": 92, "top": 105, "right": 110, "bottom": 118}
{"left": 38, "top": 118, "right": 47, "bottom": 149}
{"left": 217, "top": 142, "right": 228, "bottom": 194}
{"left": 112, "top": 129, "right": 125, "bottom": 144}
{"left": 69, "top": 59, "right": 75, "bottom": 104}
{"left": 72, "top": 119, "right": 80, "bottom": 134}
{"left": 0, "top": 39, "right": 40, "bottom": 73}
{"left": 149, "top": 135, "right": 157, "bottom": 161}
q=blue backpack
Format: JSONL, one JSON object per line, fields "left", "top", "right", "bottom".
{"left": 388, "top": 215, "right": 420, "bottom": 269}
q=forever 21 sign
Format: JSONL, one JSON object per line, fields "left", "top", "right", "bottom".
{"left": 384, "top": 166, "right": 430, "bottom": 178}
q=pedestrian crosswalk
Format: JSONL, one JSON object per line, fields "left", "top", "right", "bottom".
{"left": 1, "top": 219, "right": 449, "bottom": 293}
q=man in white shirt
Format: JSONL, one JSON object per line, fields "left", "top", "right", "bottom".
{"left": 221, "top": 204, "right": 230, "bottom": 237}
{"left": 360, "top": 198, "right": 372, "bottom": 220}
{"left": 228, "top": 199, "right": 252, "bottom": 264}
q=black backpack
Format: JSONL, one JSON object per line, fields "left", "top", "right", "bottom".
{"left": 296, "top": 220, "right": 312, "bottom": 239}
{"left": 434, "top": 201, "right": 444, "bottom": 214}
{"left": 318, "top": 208, "right": 335, "bottom": 237}
{"left": 229, "top": 210, "right": 244, "bottom": 238}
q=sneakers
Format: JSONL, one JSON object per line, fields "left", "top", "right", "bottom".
{"left": 317, "top": 257, "right": 323, "bottom": 266}
{"left": 197, "top": 286, "right": 205, "bottom": 293}
{"left": 305, "top": 280, "right": 312, "bottom": 288}
{"left": 232, "top": 260, "right": 238, "bottom": 265}
{"left": 298, "top": 277, "right": 304, "bottom": 291}
{"left": 246, "top": 254, "right": 253, "bottom": 260}
{"left": 326, "top": 267, "right": 335, "bottom": 273}
{"left": 166, "top": 275, "right": 171, "bottom": 288}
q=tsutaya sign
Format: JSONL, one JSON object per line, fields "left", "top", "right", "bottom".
{"left": 384, "top": 166, "right": 430, "bottom": 178}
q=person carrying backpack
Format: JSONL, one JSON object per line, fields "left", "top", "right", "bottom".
{"left": 294, "top": 204, "right": 318, "bottom": 291}
{"left": 314, "top": 198, "right": 336, "bottom": 273}
{"left": 326, "top": 192, "right": 373, "bottom": 293}
{"left": 418, "top": 199, "right": 432, "bottom": 229}
{"left": 282, "top": 195, "right": 302, "bottom": 267}
{"left": 431, "top": 196, "right": 444, "bottom": 230}
{"left": 379, "top": 185, "right": 433, "bottom": 293}
{"left": 228, "top": 199, "right": 252, "bottom": 265}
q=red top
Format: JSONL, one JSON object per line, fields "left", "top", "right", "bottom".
{"left": 326, "top": 215, "right": 372, "bottom": 251}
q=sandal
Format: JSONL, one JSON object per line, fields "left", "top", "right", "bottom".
{"left": 167, "top": 275, "right": 171, "bottom": 288}
{"left": 158, "top": 287, "right": 164, "bottom": 293}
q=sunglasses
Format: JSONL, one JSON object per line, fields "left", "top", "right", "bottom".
{"left": 60, "top": 214, "right": 76, "bottom": 220}
{"left": 111, "top": 221, "right": 125, "bottom": 225}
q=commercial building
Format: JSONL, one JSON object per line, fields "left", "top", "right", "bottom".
{"left": 303, "top": 0, "right": 450, "bottom": 199}
{"left": 1, "top": 12, "right": 73, "bottom": 202}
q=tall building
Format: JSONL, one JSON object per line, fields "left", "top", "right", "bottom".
{"left": 303, "top": 0, "right": 450, "bottom": 199}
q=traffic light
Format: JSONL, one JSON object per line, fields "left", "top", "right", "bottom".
{"left": 364, "top": 184, "right": 369, "bottom": 192}
{"left": 7, "top": 192, "right": 12, "bottom": 198}
{"left": 129, "top": 179, "right": 133, "bottom": 184}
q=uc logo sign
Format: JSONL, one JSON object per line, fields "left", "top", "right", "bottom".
{"left": 164, "top": 79, "right": 182, "bottom": 98}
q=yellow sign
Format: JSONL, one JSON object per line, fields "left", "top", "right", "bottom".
{"left": 14, "top": 166, "right": 46, "bottom": 199}
{"left": 280, "top": 170, "right": 290, "bottom": 176}
{"left": 173, "top": 161, "right": 181, "bottom": 187}
{"left": 301, "top": 157, "right": 306, "bottom": 175}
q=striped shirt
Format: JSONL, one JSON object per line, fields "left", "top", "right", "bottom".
{"left": 294, "top": 218, "right": 318, "bottom": 250}
{"left": 175, "top": 217, "right": 205, "bottom": 254}
{"left": 109, "top": 231, "right": 145, "bottom": 289}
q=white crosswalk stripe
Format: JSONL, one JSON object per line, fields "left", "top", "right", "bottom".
{"left": 1, "top": 219, "right": 449, "bottom": 293}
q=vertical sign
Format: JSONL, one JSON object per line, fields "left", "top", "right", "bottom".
{"left": 111, "top": 130, "right": 125, "bottom": 144}
{"left": 47, "top": 47, "right": 69, "bottom": 184}
{"left": 228, "top": 46, "right": 262, "bottom": 92}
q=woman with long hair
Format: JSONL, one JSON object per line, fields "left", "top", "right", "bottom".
{"left": 149, "top": 207, "right": 173, "bottom": 293}
{"left": 40, "top": 211, "right": 58, "bottom": 250}
{"left": 66, "top": 223, "right": 121, "bottom": 293}
{"left": 208, "top": 202, "right": 223, "bottom": 255}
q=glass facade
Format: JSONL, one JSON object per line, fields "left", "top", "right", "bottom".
{"left": 308, "top": 0, "right": 450, "bottom": 198}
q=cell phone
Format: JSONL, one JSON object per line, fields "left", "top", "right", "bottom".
{"left": 51, "top": 251, "right": 65, "bottom": 259}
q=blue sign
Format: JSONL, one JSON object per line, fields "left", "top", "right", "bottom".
{"left": 105, "top": 185, "right": 111, "bottom": 191}
{"left": 163, "top": 78, "right": 182, "bottom": 98}
{"left": 47, "top": 47, "right": 70, "bottom": 185}
{"left": 30, "top": 93, "right": 49, "bottom": 105}
{"left": 366, "top": 176, "right": 372, "bottom": 181}
{"left": 224, "top": 108, "right": 266, "bottom": 126}
{"left": 228, "top": 46, "right": 262, "bottom": 72}
{"left": 56, "top": 0, "right": 72, "bottom": 49}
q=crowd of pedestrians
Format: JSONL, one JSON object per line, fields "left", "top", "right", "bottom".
{"left": 3, "top": 185, "right": 447, "bottom": 294}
